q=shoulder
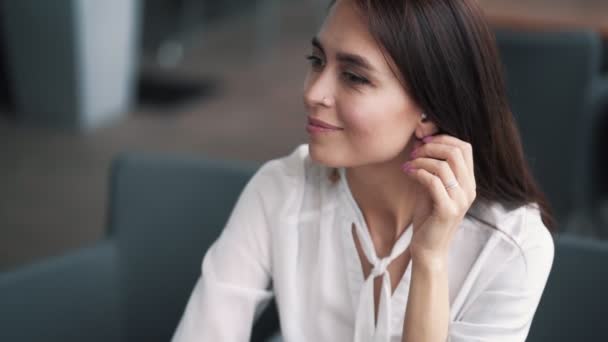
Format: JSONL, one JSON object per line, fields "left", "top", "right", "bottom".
{"left": 258, "top": 143, "right": 310, "bottom": 175}
{"left": 472, "top": 201, "right": 554, "bottom": 257}
{"left": 466, "top": 201, "right": 555, "bottom": 284}
{"left": 247, "top": 144, "right": 322, "bottom": 210}
{"left": 252, "top": 144, "right": 313, "bottom": 187}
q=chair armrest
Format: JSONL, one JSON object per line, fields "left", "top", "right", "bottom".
{"left": 528, "top": 234, "right": 608, "bottom": 341}
{"left": 0, "top": 241, "right": 122, "bottom": 342}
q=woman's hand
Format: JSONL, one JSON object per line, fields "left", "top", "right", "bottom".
{"left": 401, "top": 134, "right": 477, "bottom": 264}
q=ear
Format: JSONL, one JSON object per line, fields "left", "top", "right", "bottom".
{"left": 414, "top": 113, "right": 439, "bottom": 139}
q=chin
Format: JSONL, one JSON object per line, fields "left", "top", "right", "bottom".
{"left": 310, "top": 141, "right": 410, "bottom": 171}
{"left": 308, "top": 142, "right": 346, "bottom": 168}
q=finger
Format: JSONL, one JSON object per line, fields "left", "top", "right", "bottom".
{"left": 423, "top": 135, "right": 474, "bottom": 176}
{"left": 411, "top": 142, "right": 470, "bottom": 186}
{"left": 404, "top": 157, "right": 467, "bottom": 202}
{"left": 406, "top": 168, "right": 457, "bottom": 219}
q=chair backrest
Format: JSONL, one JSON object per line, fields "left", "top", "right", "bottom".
{"left": 108, "top": 153, "right": 277, "bottom": 342}
{"left": 495, "top": 30, "right": 602, "bottom": 224}
{"left": 527, "top": 234, "right": 608, "bottom": 341}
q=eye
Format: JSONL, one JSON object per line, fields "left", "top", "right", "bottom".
{"left": 305, "top": 55, "right": 324, "bottom": 70}
{"left": 342, "top": 71, "right": 370, "bottom": 85}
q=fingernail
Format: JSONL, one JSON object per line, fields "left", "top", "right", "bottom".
{"left": 423, "top": 135, "right": 433, "bottom": 143}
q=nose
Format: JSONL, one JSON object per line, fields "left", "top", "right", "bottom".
{"left": 303, "top": 68, "right": 336, "bottom": 110}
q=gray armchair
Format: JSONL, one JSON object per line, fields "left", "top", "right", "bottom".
{"left": 495, "top": 29, "right": 603, "bottom": 232}
{"left": 0, "top": 153, "right": 279, "bottom": 342}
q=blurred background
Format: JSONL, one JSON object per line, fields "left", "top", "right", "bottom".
{"left": 0, "top": 0, "right": 607, "bottom": 271}
{"left": 0, "top": 0, "right": 323, "bottom": 271}
{"left": 0, "top": 0, "right": 607, "bottom": 341}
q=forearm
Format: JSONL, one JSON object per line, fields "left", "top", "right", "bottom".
{"left": 401, "top": 254, "right": 450, "bottom": 342}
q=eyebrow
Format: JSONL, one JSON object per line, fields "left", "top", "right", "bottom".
{"left": 311, "top": 36, "right": 376, "bottom": 73}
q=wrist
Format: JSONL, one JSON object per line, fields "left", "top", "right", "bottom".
{"left": 411, "top": 250, "right": 448, "bottom": 273}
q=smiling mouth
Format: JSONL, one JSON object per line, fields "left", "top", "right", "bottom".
{"left": 307, "top": 117, "right": 343, "bottom": 130}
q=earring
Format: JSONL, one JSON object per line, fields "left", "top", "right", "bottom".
{"left": 421, "top": 113, "right": 428, "bottom": 121}
{"left": 322, "top": 97, "right": 332, "bottom": 106}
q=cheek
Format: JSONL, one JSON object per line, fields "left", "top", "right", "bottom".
{"left": 341, "top": 107, "right": 375, "bottom": 136}
{"left": 339, "top": 93, "right": 413, "bottom": 140}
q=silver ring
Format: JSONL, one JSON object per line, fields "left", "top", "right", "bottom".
{"left": 445, "top": 179, "right": 459, "bottom": 190}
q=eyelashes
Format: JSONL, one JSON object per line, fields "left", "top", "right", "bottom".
{"left": 305, "top": 55, "right": 324, "bottom": 69}
{"left": 342, "top": 71, "right": 370, "bottom": 85}
{"left": 305, "top": 54, "right": 371, "bottom": 86}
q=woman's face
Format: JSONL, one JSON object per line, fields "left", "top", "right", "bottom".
{"left": 303, "top": 0, "right": 424, "bottom": 168}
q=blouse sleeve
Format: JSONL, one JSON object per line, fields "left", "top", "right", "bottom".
{"left": 448, "top": 212, "right": 555, "bottom": 342}
{"left": 171, "top": 160, "right": 288, "bottom": 342}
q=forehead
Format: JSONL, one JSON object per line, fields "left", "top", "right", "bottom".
{"left": 317, "top": 0, "right": 390, "bottom": 69}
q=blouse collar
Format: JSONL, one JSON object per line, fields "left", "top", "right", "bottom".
{"left": 336, "top": 167, "right": 414, "bottom": 341}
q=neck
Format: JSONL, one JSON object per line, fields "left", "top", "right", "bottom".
{"left": 344, "top": 145, "right": 421, "bottom": 249}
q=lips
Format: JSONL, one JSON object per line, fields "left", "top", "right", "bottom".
{"left": 307, "top": 117, "right": 343, "bottom": 130}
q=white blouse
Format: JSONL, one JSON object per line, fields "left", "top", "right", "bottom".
{"left": 171, "top": 144, "right": 554, "bottom": 342}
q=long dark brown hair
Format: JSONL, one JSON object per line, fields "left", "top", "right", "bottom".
{"left": 329, "top": 0, "right": 556, "bottom": 232}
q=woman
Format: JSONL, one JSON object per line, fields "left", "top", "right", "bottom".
{"left": 172, "top": 0, "right": 555, "bottom": 341}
